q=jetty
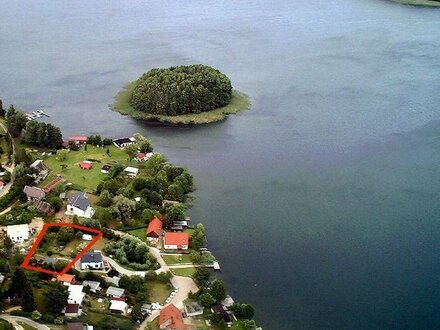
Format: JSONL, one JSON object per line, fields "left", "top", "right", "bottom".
{"left": 25, "top": 109, "right": 50, "bottom": 120}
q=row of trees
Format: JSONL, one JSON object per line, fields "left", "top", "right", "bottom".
{"left": 130, "top": 64, "right": 233, "bottom": 116}
{"left": 23, "top": 120, "right": 63, "bottom": 149}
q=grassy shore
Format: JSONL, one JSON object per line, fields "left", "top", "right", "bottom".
{"left": 112, "top": 82, "right": 251, "bottom": 125}
{"left": 388, "top": 0, "right": 440, "bottom": 6}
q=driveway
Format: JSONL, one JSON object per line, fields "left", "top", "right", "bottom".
{"left": 0, "top": 315, "right": 50, "bottom": 330}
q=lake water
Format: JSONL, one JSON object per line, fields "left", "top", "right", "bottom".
{"left": 1, "top": 0, "right": 440, "bottom": 328}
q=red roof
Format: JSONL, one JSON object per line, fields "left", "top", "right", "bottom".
{"left": 164, "top": 232, "right": 189, "bottom": 247}
{"left": 65, "top": 304, "right": 80, "bottom": 313}
{"left": 79, "top": 161, "right": 93, "bottom": 170}
{"left": 0, "top": 180, "right": 4, "bottom": 187}
{"left": 147, "top": 217, "right": 163, "bottom": 238}
{"left": 57, "top": 274, "right": 75, "bottom": 283}
{"left": 69, "top": 136, "right": 87, "bottom": 142}
{"left": 136, "top": 153, "right": 146, "bottom": 159}
{"left": 160, "top": 304, "right": 185, "bottom": 330}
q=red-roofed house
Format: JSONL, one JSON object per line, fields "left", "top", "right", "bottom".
{"left": 0, "top": 180, "right": 4, "bottom": 190}
{"left": 147, "top": 217, "right": 163, "bottom": 239}
{"left": 69, "top": 136, "right": 88, "bottom": 145}
{"left": 64, "top": 304, "right": 82, "bottom": 317}
{"left": 79, "top": 161, "right": 93, "bottom": 170}
{"left": 57, "top": 273, "right": 76, "bottom": 284}
{"left": 164, "top": 232, "right": 189, "bottom": 250}
{"left": 160, "top": 304, "right": 185, "bottom": 330}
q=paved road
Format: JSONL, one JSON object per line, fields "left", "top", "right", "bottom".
{"left": 0, "top": 315, "right": 50, "bottom": 330}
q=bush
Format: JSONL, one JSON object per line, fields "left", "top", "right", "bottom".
{"left": 130, "top": 64, "right": 232, "bottom": 116}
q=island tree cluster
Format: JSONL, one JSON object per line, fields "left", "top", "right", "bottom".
{"left": 130, "top": 64, "right": 233, "bottom": 116}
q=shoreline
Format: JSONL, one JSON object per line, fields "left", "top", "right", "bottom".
{"left": 387, "top": 0, "right": 440, "bottom": 6}
{"left": 112, "top": 81, "right": 251, "bottom": 125}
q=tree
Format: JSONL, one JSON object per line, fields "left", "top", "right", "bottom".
{"left": 98, "top": 190, "right": 113, "bottom": 207}
{"left": 6, "top": 110, "right": 27, "bottom": 137}
{"left": 190, "top": 224, "right": 206, "bottom": 251}
{"left": 131, "top": 303, "right": 143, "bottom": 322}
{"left": 57, "top": 227, "right": 74, "bottom": 244}
{"left": 192, "top": 267, "right": 210, "bottom": 288}
{"left": 125, "top": 144, "right": 138, "bottom": 160}
{"left": 164, "top": 203, "right": 185, "bottom": 228}
{"left": 130, "top": 65, "right": 232, "bottom": 116}
{"left": 4, "top": 236, "right": 13, "bottom": 251}
{"left": 0, "top": 99, "right": 5, "bottom": 117}
{"left": 210, "top": 279, "right": 227, "bottom": 302}
{"left": 46, "top": 124, "right": 63, "bottom": 149}
{"left": 44, "top": 282, "right": 68, "bottom": 315}
{"left": 230, "top": 304, "right": 255, "bottom": 319}
{"left": 10, "top": 267, "right": 27, "bottom": 296}
{"left": 112, "top": 195, "right": 136, "bottom": 224}
{"left": 95, "top": 207, "right": 113, "bottom": 226}
{"left": 6, "top": 104, "right": 16, "bottom": 118}
{"left": 198, "top": 292, "right": 215, "bottom": 308}
{"left": 31, "top": 310, "right": 42, "bottom": 320}
{"left": 22, "top": 281, "right": 36, "bottom": 312}
{"left": 47, "top": 196, "right": 63, "bottom": 211}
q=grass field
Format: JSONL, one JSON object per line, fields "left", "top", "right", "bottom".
{"left": 113, "top": 82, "right": 251, "bottom": 125}
{"left": 17, "top": 323, "right": 38, "bottom": 330}
{"left": 147, "top": 280, "right": 173, "bottom": 303}
{"left": 40, "top": 145, "right": 129, "bottom": 192}
{"left": 91, "top": 237, "right": 110, "bottom": 250}
{"left": 170, "top": 267, "right": 196, "bottom": 277}
{"left": 127, "top": 227, "right": 147, "bottom": 241}
{"left": 162, "top": 254, "right": 193, "bottom": 265}
{"left": 0, "top": 125, "right": 10, "bottom": 164}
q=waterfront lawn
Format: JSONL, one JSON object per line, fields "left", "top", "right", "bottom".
{"left": 17, "top": 323, "right": 37, "bottom": 330}
{"left": 170, "top": 267, "right": 196, "bottom": 277}
{"left": 127, "top": 227, "right": 147, "bottom": 241}
{"left": 40, "top": 145, "right": 129, "bottom": 192}
{"left": 162, "top": 254, "right": 193, "bottom": 265}
{"left": 147, "top": 280, "right": 173, "bottom": 303}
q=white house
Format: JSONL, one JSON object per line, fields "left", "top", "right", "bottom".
{"left": 106, "top": 287, "right": 125, "bottom": 298}
{"left": 67, "top": 192, "right": 95, "bottom": 218}
{"left": 80, "top": 251, "right": 104, "bottom": 270}
{"left": 124, "top": 167, "right": 139, "bottom": 177}
{"left": 82, "top": 234, "right": 93, "bottom": 241}
{"left": 113, "top": 137, "right": 136, "bottom": 148}
{"left": 6, "top": 224, "right": 29, "bottom": 243}
{"left": 109, "top": 300, "right": 128, "bottom": 314}
{"left": 163, "top": 232, "right": 189, "bottom": 250}
{"left": 67, "top": 284, "right": 85, "bottom": 305}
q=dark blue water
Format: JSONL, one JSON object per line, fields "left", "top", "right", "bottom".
{"left": 1, "top": 0, "right": 440, "bottom": 328}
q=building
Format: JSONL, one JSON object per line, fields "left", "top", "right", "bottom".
{"left": 82, "top": 234, "right": 93, "bottom": 241}
{"left": 101, "top": 164, "right": 112, "bottom": 174}
{"left": 64, "top": 304, "right": 82, "bottom": 317}
{"left": 106, "top": 287, "right": 125, "bottom": 298}
{"left": 211, "top": 305, "right": 234, "bottom": 327}
{"left": 0, "top": 180, "right": 4, "bottom": 190}
{"left": 109, "top": 299, "right": 128, "bottom": 314}
{"left": 57, "top": 274, "right": 76, "bottom": 284}
{"left": 79, "top": 161, "right": 93, "bottom": 170}
{"left": 124, "top": 166, "right": 139, "bottom": 177}
{"left": 67, "top": 192, "right": 95, "bottom": 218}
{"left": 6, "top": 224, "right": 29, "bottom": 243}
{"left": 30, "top": 160, "right": 48, "bottom": 183}
{"left": 163, "top": 232, "right": 189, "bottom": 250}
{"left": 82, "top": 280, "right": 101, "bottom": 293}
{"left": 23, "top": 185, "right": 46, "bottom": 202}
{"left": 135, "top": 152, "right": 154, "bottom": 161}
{"left": 113, "top": 137, "right": 136, "bottom": 148}
{"left": 66, "top": 323, "right": 92, "bottom": 330}
{"left": 159, "top": 304, "right": 185, "bottom": 330}
{"left": 67, "top": 284, "right": 85, "bottom": 305}
{"left": 104, "top": 276, "right": 120, "bottom": 287}
{"left": 81, "top": 251, "right": 104, "bottom": 270}
{"left": 184, "top": 301, "right": 203, "bottom": 317}
{"left": 69, "top": 136, "right": 88, "bottom": 145}
{"left": 146, "top": 217, "right": 163, "bottom": 239}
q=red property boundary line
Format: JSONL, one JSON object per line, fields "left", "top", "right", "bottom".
{"left": 21, "top": 223, "right": 103, "bottom": 276}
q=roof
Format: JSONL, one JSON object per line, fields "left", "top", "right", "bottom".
{"left": 164, "top": 232, "right": 189, "bottom": 246}
{"left": 65, "top": 305, "right": 80, "bottom": 314}
{"left": 160, "top": 304, "right": 185, "bottom": 330}
{"left": 101, "top": 164, "right": 112, "bottom": 171}
{"left": 67, "top": 285, "right": 85, "bottom": 305}
{"left": 136, "top": 153, "right": 146, "bottom": 159}
{"left": 30, "top": 159, "right": 45, "bottom": 171}
{"left": 57, "top": 274, "right": 75, "bottom": 283}
{"left": 110, "top": 300, "right": 127, "bottom": 312}
{"left": 106, "top": 287, "right": 124, "bottom": 297}
{"left": 212, "top": 304, "right": 232, "bottom": 323}
{"left": 23, "top": 185, "right": 46, "bottom": 199}
{"left": 113, "top": 137, "right": 135, "bottom": 145}
{"left": 68, "top": 192, "right": 91, "bottom": 211}
{"left": 81, "top": 251, "right": 102, "bottom": 263}
{"left": 124, "top": 166, "right": 139, "bottom": 174}
{"left": 79, "top": 161, "right": 93, "bottom": 170}
{"left": 104, "top": 276, "right": 120, "bottom": 286}
{"left": 147, "top": 217, "right": 163, "bottom": 237}
{"left": 6, "top": 224, "right": 29, "bottom": 238}
{"left": 43, "top": 257, "right": 58, "bottom": 265}
{"left": 69, "top": 136, "right": 87, "bottom": 142}
{"left": 82, "top": 280, "right": 100, "bottom": 290}
{"left": 184, "top": 301, "right": 203, "bottom": 314}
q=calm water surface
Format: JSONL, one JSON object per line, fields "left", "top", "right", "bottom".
{"left": 1, "top": 0, "right": 440, "bottom": 328}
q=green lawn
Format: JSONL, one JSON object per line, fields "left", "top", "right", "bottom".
{"left": 162, "top": 254, "right": 193, "bottom": 265}
{"left": 80, "top": 311, "right": 134, "bottom": 330}
{"left": 39, "top": 145, "right": 130, "bottom": 192}
{"left": 89, "top": 297, "right": 109, "bottom": 312}
{"left": 127, "top": 227, "right": 147, "bottom": 241}
{"left": 170, "top": 267, "right": 197, "bottom": 277}
{"left": 0, "top": 125, "right": 10, "bottom": 164}
{"left": 147, "top": 280, "right": 173, "bottom": 303}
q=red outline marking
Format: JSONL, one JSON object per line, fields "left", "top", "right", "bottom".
{"left": 21, "top": 223, "right": 103, "bottom": 276}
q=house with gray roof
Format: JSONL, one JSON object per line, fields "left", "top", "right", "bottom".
{"left": 80, "top": 251, "right": 103, "bottom": 270}
{"left": 67, "top": 192, "right": 95, "bottom": 218}
{"left": 106, "top": 287, "right": 125, "bottom": 298}
{"left": 23, "top": 185, "right": 46, "bottom": 202}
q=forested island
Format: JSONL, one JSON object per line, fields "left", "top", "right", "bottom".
{"left": 389, "top": 0, "right": 440, "bottom": 6}
{"left": 113, "top": 64, "right": 250, "bottom": 124}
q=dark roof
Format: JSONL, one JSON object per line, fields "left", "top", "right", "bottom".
{"left": 66, "top": 322, "right": 82, "bottom": 330}
{"left": 23, "top": 185, "right": 46, "bottom": 199}
{"left": 212, "top": 304, "right": 232, "bottom": 323}
{"left": 113, "top": 137, "right": 133, "bottom": 145}
{"left": 101, "top": 164, "right": 112, "bottom": 171}
{"left": 68, "top": 192, "right": 90, "bottom": 211}
{"left": 65, "top": 304, "right": 80, "bottom": 314}
{"left": 81, "top": 251, "right": 102, "bottom": 263}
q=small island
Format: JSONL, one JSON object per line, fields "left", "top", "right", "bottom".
{"left": 113, "top": 64, "right": 250, "bottom": 124}
{"left": 389, "top": 0, "right": 440, "bottom": 6}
